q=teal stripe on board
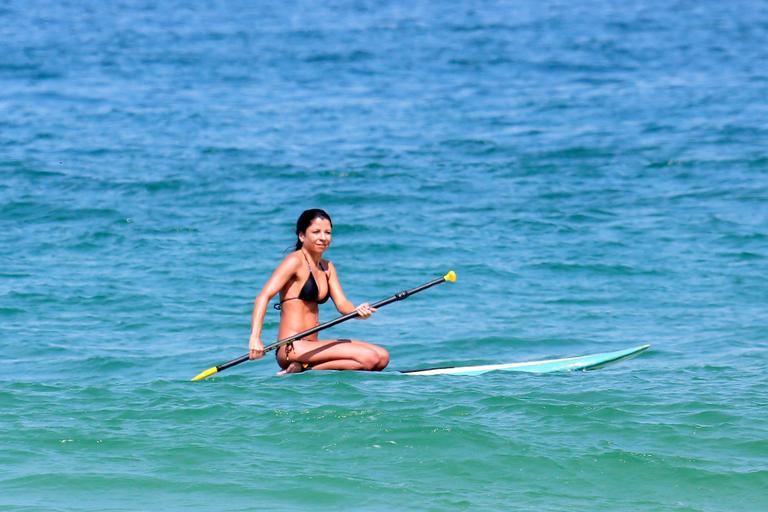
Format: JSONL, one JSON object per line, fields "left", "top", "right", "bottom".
{"left": 1, "top": 0, "right": 767, "bottom": 510}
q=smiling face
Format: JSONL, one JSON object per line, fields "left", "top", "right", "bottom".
{"left": 299, "top": 217, "right": 332, "bottom": 256}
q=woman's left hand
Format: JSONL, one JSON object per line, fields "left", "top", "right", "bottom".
{"left": 355, "top": 302, "right": 377, "bottom": 319}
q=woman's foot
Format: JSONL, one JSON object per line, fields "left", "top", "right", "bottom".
{"left": 276, "top": 361, "right": 306, "bottom": 376}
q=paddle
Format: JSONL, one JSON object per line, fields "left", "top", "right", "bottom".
{"left": 191, "top": 270, "right": 457, "bottom": 381}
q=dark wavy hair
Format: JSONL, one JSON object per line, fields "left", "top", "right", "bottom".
{"left": 294, "top": 209, "right": 333, "bottom": 250}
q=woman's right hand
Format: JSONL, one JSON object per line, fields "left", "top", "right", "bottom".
{"left": 249, "top": 336, "right": 265, "bottom": 360}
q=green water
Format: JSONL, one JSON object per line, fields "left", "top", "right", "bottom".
{"left": 2, "top": 0, "right": 767, "bottom": 510}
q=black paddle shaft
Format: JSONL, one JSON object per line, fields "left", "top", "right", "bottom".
{"left": 214, "top": 274, "right": 450, "bottom": 373}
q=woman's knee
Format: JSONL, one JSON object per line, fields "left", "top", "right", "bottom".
{"left": 354, "top": 341, "right": 389, "bottom": 370}
{"left": 375, "top": 347, "right": 389, "bottom": 370}
{"left": 365, "top": 349, "right": 382, "bottom": 370}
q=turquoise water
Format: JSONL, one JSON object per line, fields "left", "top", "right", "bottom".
{"left": 2, "top": 1, "right": 767, "bottom": 510}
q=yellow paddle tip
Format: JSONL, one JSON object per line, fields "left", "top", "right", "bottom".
{"left": 444, "top": 270, "right": 457, "bottom": 283}
{"left": 191, "top": 367, "right": 218, "bottom": 381}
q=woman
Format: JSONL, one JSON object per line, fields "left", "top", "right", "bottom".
{"left": 248, "top": 209, "right": 390, "bottom": 374}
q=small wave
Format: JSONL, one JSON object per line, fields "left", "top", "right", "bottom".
{"left": 717, "top": 251, "right": 765, "bottom": 261}
{"left": 0, "top": 307, "right": 25, "bottom": 315}
{"left": 0, "top": 201, "right": 123, "bottom": 224}
{"left": 439, "top": 138, "right": 499, "bottom": 155}
{"left": 141, "top": 178, "right": 187, "bottom": 193}
{"left": 304, "top": 50, "right": 373, "bottom": 63}
{"left": 527, "top": 261, "right": 660, "bottom": 276}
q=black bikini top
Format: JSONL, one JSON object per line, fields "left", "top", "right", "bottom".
{"left": 274, "top": 251, "right": 330, "bottom": 310}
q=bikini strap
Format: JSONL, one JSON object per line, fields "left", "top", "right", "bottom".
{"left": 300, "top": 249, "right": 313, "bottom": 271}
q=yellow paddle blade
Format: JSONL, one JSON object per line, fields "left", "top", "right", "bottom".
{"left": 444, "top": 270, "right": 457, "bottom": 283}
{"left": 192, "top": 366, "right": 218, "bottom": 381}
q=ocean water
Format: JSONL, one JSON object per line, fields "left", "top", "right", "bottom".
{"left": 1, "top": 0, "right": 767, "bottom": 510}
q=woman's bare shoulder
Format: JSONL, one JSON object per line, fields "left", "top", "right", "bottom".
{"left": 277, "top": 251, "right": 303, "bottom": 272}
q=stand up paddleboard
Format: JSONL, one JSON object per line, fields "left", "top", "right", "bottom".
{"left": 401, "top": 344, "right": 650, "bottom": 376}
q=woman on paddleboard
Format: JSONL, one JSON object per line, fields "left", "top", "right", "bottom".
{"left": 247, "top": 209, "right": 389, "bottom": 374}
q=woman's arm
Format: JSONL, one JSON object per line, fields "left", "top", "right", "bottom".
{"left": 248, "top": 254, "right": 300, "bottom": 359}
{"left": 327, "top": 261, "right": 376, "bottom": 319}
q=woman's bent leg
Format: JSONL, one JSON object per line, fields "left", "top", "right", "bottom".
{"left": 279, "top": 339, "right": 389, "bottom": 371}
